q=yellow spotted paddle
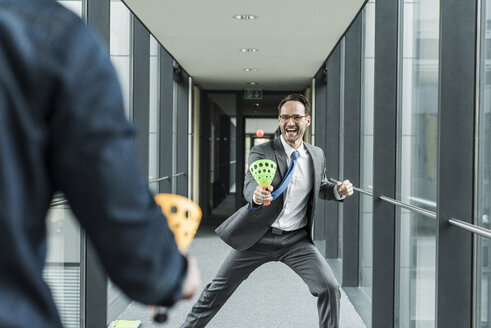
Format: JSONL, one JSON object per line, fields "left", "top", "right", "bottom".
{"left": 152, "top": 194, "right": 202, "bottom": 323}
{"left": 154, "top": 193, "right": 202, "bottom": 253}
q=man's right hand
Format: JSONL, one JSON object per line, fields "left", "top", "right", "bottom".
{"left": 253, "top": 185, "right": 274, "bottom": 205}
{"left": 180, "top": 256, "right": 201, "bottom": 300}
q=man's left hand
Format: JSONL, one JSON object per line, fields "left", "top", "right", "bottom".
{"left": 337, "top": 180, "right": 354, "bottom": 197}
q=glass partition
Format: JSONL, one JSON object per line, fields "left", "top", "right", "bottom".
{"left": 476, "top": 0, "right": 491, "bottom": 325}
{"left": 44, "top": 206, "right": 83, "bottom": 328}
{"left": 359, "top": 0, "right": 375, "bottom": 300}
{"left": 338, "top": 37, "right": 345, "bottom": 261}
{"left": 149, "top": 35, "right": 160, "bottom": 194}
{"left": 172, "top": 80, "right": 178, "bottom": 194}
{"left": 395, "top": 0, "right": 440, "bottom": 326}
{"left": 110, "top": 0, "right": 133, "bottom": 120}
{"left": 58, "top": 0, "right": 84, "bottom": 18}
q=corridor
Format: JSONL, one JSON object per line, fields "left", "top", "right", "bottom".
{"left": 39, "top": 0, "right": 491, "bottom": 327}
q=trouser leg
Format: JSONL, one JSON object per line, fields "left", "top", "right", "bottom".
{"left": 279, "top": 232, "right": 341, "bottom": 328}
{"left": 180, "top": 247, "right": 270, "bottom": 328}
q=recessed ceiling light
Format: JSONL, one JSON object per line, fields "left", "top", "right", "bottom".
{"left": 243, "top": 68, "right": 258, "bottom": 72}
{"left": 233, "top": 14, "right": 257, "bottom": 20}
{"left": 240, "top": 48, "right": 258, "bottom": 53}
{"left": 247, "top": 82, "right": 259, "bottom": 85}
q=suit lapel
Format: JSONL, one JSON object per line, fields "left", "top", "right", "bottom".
{"left": 304, "top": 142, "right": 321, "bottom": 238}
{"left": 273, "top": 137, "right": 288, "bottom": 179}
{"left": 304, "top": 142, "right": 321, "bottom": 192}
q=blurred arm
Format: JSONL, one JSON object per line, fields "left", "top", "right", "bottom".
{"left": 49, "top": 21, "right": 186, "bottom": 307}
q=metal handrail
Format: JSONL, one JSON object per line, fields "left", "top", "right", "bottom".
{"left": 149, "top": 172, "right": 186, "bottom": 184}
{"left": 327, "top": 178, "right": 491, "bottom": 240}
{"left": 328, "top": 178, "right": 374, "bottom": 197}
{"left": 379, "top": 195, "right": 437, "bottom": 219}
{"left": 449, "top": 218, "right": 491, "bottom": 239}
{"left": 149, "top": 176, "right": 170, "bottom": 183}
{"left": 215, "top": 161, "right": 237, "bottom": 168}
{"left": 49, "top": 174, "right": 490, "bottom": 239}
{"left": 329, "top": 177, "right": 436, "bottom": 219}
{"left": 408, "top": 196, "right": 437, "bottom": 209}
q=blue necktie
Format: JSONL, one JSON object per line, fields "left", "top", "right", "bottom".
{"left": 271, "top": 150, "right": 299, "bottom": 199}
{"left": 248, "top": 150, "right": 299, "bottom": 211}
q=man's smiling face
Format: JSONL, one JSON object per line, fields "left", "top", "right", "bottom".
{"left": 278, "top": 100, "right": 311, "bottom": 149}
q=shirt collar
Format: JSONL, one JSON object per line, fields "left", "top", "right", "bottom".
{"left": 280, "top": 135, "right": 305, "bottom": 158}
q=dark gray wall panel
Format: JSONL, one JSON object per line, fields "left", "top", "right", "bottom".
{"left": 314, "top": 65, "right": 328, "bottom": 242}
{"left": 132, "top": 18, "right": 150, "bottom": 180}
{"left": 199, "top": 91, "right": 211, "bottom": 219}
{"left": 325, "top": 46, "right": 341, "bottom": 258}
{"left": 372, "top": 0, "right": 398, "bottom": 327}
{"left": 176, "top": 70, "right": 189, "bottom": 196}
{"left": 342, "top": 14, "right": 362, "bottom": 287}
{"left": 436, "top": 0, "right": 476, "bottom": 326}
{"left": 85, "top": 1, "right": 110, "bottom": 326}
{"left": 85, "top": 241, "right": 107, "bottom": 327}
{"left": 235, "top": 93, "right": 246, "bottom": 209}
{"left": 159, "top": 48, "right": 174, "bottom": 193}
{"left": 87, "top": 0, "right": 109, "bottom": 45}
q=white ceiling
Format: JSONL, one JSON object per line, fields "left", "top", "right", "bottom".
{"left": 123, "top": 0, "right": 365, "bottom": 91}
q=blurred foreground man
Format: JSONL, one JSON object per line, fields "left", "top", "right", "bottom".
{"left": 0, "top": 1, "right": 200, "bottom": 327}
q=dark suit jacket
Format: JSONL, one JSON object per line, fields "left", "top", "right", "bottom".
{"left": 216, "top": 137, "right": 339, "bottom": 251}
{"left": 0, "top": 2, "right": 185, "bottom": 327}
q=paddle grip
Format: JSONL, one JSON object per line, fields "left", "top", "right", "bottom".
{"left": 153, "top": 307, "right": 168, "bottom": 323}
{"left": 263, "top": 187, "right": 270, "bottom": 206}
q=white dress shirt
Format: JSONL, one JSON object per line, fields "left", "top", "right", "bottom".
{"left": 270, "top": 136, "right": 313, "bottom": 231}
{"left": 253, "top": 136, "right": 344, "bottom": 231}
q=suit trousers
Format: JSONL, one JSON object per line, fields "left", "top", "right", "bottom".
{"left": 180, "top": 228, "right": 341, "bottom": 328}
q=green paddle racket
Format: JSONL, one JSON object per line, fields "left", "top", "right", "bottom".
{"left": 249, "top": 159, "right": 277, "bottom": 206}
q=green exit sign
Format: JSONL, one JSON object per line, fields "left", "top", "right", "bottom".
{"left": 244, "top": 89, "right": 263, "bottom": 100}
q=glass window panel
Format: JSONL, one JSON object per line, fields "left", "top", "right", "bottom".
{"left": 359, "top": 0, "right": 375, "bottom": 300}
{"left": 395, "top": 0, "right": 440, "bottom": 327}
{"left": 44, "top": 205, "right": 82, "bottom": 328}
{"left": 338, "top": 37, "right": 345, "bottom": 260}
{"left": 110, "top": 0, "right": 132, "bottom": 120}
{"left": 110, "top": 1, "right": 131, "bottom": 56}
{"left": 149, "top": 36, "right": 160, "bottom": 194}
{"left": 111, "top": 56, "right": 131, "bottom": 117}
{"left": 172, "top": 80, "right": 178, "bottom": 194}
{"left": 476, "top": 0, "right": 491, "bottom": 326}
{"left": 58, "top": 0, "right": 83, "bottom": 18}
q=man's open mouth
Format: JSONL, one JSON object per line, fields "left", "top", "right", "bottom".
{"left": 286, "top": 128, "right": 297, "bottom": 137}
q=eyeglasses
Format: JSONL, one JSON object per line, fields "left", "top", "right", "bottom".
{"left": 279, "top": 114, "right": 307, "bottom": 123}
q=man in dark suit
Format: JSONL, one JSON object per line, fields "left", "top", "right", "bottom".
{"left": 181, "top": 93, "right": 353, "bottom": 328}
{"left": 0, "top": 1, "right": 200, "bottom": 327}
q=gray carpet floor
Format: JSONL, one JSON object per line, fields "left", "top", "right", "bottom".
{"left": 117, "top": 225, "right": 366, "bottom": 328}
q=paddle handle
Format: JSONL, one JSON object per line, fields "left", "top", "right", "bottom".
{"left": 263, "top": 187, "right": 270, "bottom": 206}
{"left": 153, "top": 306, "right": 168, "bottom": 323}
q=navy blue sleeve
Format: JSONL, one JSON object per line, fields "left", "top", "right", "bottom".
{"left": 47, "top": 16, "right": 186, "bottom": 306}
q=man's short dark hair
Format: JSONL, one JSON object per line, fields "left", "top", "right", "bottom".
{"left": 277, "top": 93, "right": 311, "bottom": 116}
